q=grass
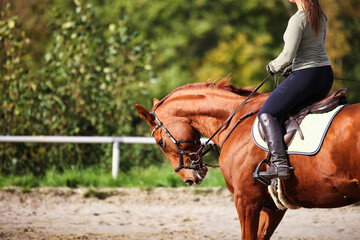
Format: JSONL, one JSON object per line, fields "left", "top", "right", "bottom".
{"left": 0, "top": 163, "right": 227, "bottom": 188}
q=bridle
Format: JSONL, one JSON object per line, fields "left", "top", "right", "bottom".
{"left": 151, "top": 111, "right": 208, "bottom": 172}
{"left": 150, "top": 75, "right": 271, "bottom": 173}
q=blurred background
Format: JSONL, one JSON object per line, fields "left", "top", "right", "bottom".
{"left": 0, "top": 0, "right": 359, "bottom": 188}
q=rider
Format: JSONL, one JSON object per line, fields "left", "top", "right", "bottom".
{"left": 258, "top": 0, "right": 333, "bottom": 180}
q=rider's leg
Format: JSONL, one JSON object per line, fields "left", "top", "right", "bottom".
{"left": 257, "top": 65, "right": 333, "bottom": 180}
{"left": 258, "top": 113, "right": 291, "bottom": 180}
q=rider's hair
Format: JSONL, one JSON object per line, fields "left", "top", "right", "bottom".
{"left": 302, "top": 0, "right": 326, "bottom": 36}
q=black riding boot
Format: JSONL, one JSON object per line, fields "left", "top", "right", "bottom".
{"left": 258, "top": 113, "right": 291, "bottom": 180}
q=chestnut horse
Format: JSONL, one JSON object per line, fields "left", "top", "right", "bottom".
{"left": 136, "top": 78, "right": 360, "bottom": 239}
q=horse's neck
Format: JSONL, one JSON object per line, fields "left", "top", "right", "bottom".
{"left": 161, "top": 90, "right": 265, "bottom": 146}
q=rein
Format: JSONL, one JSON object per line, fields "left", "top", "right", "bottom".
{"left": 201, "top": 75, "right": 270, "bottom": 148}
{"left": 220, "top": 106, "right": 262, "bottom": 149}
{"left": 151, "top": 74, "right": 270, "bottom": 173}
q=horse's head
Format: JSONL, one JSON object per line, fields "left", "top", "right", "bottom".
{"left": 136, "top": 101, "right": 208, "bottom": 186}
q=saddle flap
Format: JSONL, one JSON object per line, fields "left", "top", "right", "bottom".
{"left": 284, "top": 88, "right": 348, "bottom": 145}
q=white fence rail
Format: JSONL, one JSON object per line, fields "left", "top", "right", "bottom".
{"left": 0, "top": 136, "right": 210, "bottom": 178}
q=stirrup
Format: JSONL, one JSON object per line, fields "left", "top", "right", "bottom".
{"left": 253, "top": 158, "right": 271, "bottom": 186}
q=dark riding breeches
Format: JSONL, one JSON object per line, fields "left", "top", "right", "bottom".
{"left": 258, "top": 65, "right": 334, "bottom": 119}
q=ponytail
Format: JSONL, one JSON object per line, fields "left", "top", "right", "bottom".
{"left": 302, "top": 0, "right": 326, "bottom": 36}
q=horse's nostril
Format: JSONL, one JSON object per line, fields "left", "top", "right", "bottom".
{"left": 185, "top": 180, "right": 194, "bottom": 186}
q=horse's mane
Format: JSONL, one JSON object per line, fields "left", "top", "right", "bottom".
{"left": 153, "top": 76, "right": 258, "bottom": 110}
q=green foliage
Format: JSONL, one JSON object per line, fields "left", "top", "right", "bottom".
{"left": 116, "top": 0, "right": 290, "bottom": 95}
{"left": 0, "top": 3, "right": 34, "bottom": 174}
{"left": 43, "top": 4, "right": 153, "bottom": 137}
{"left": 195, "top": 33, "right": 273, "bottom": 90}
{"left": 0, "top": 2, "right": 162, "bottom": 175}
{"left": 336, "top": 2, "right": 360, "bottom": 103}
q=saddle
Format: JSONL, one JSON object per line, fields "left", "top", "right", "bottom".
{"left": 283, "top": 88, "right": 348, "bottom": 145}
{"left": 258, "top": 88, "right": 348, "bottom": 146}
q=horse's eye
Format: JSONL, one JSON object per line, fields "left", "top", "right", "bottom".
{"left": 158, "top": 139, "right": 165, "bottom": 148}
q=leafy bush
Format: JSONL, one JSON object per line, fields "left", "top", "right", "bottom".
{"left": 0, "top": 3, "right": 162, "bottom": 175}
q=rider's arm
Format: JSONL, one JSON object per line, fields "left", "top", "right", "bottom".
{"left": 268, "top": 13, "right": 303, "bottom": 73}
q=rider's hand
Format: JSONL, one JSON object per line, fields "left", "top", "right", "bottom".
{"left": 266, "top": 64, "right": 275, "bottom": 76}
{"left": 281, "top": 65, "right": 292, "bottom": 78}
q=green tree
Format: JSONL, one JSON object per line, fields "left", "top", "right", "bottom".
{"left": 116, "top": 0, "right": 290, "bottom": 95}
{"left": 319, "top": 0, "right": 360, "bottom": 102}
{"left": 0, "top": 2, "right": 161, "bottom": 175}
{"left": 0, "top": 3, "right": 33, "bottom": 173}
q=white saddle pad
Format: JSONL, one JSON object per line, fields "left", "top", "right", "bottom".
{"left": 251, "top": 105, "right": 346, "bottom": 155}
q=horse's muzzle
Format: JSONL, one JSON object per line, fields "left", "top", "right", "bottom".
{"left": 184, "top": 166, "right": 208, "bottom": 186}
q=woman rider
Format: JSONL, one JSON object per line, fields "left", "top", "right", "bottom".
{"left": 258, "top": 0, "right": 333, "bottom": 180}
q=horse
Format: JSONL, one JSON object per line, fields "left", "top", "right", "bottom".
{"left": 136, "top": 77, "right": 360, "bottom": 239}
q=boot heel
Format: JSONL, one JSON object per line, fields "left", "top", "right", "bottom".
{"left": 277, "top": 168, "right": 291, "bottom": 180}
{"left": 277, "top": 173, "right": 291, "bottom": 180}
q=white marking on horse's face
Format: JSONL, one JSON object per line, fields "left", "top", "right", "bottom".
{"left": 193, "top": 170, "right": 204, "bottom": 185}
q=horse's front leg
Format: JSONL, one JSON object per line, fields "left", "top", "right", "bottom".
{"left": 257, "top": 207, "right": 287, "bottom": 240}
{"left": 234, "top": 192, "right": 263, "bottom": 240}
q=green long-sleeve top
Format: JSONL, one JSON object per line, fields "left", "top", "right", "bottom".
{"left": 268, "top": 10, "right": 330, "bottom": 73}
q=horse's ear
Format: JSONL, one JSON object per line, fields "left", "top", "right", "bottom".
{"left": 135, "top": 104, "right": 155, "bottom": 124}
{"left": 153, "top": 98, "right": 160, "bottom": 106}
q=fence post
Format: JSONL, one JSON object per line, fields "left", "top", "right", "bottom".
{"left": 112, "top": 141, "right": 120, "bottom": 179}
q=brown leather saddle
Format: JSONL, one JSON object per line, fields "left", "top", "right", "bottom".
{"left": 259, "top": 88, "right": 348, "bottom": 146}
